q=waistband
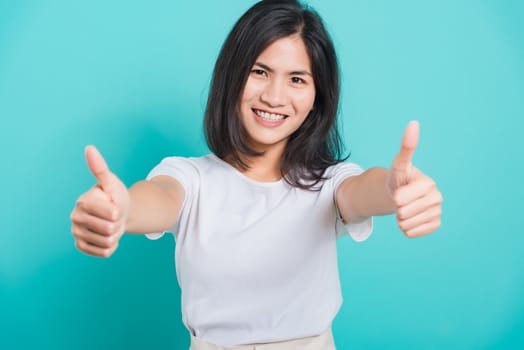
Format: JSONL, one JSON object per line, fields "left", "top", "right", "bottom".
{"left": 189, "top": 328, "right": 336, "bottom": 350}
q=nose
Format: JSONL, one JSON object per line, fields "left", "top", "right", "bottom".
{"left": 260, "top": 79, "right": 286, "bottom": 107}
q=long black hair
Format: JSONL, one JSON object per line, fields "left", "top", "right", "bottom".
{"left": 204, "top": 0, "right": 346, "bottom": 190}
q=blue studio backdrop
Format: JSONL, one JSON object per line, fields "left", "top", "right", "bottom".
{"left": 1, "top": 1, "right": 523, "bottom": 349}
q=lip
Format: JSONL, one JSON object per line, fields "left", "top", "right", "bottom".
{"left": 252, "top": 108, "right": 287, "bottom": 127}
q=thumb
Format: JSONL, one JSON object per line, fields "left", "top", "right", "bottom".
{"left": 393, "top": 120, "right": 419, "bottom": 172}
{"left": 85, "top": 145, "right": 114, "bottom": 195}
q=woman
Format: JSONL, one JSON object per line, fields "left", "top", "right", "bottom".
{"left": 70, "top": 0, "right": 442, "bottom": 348}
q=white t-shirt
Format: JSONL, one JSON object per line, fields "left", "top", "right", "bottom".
{"left": 146, "top": 154, "right": 372, "bottom": 346}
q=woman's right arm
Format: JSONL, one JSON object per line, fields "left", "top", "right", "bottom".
{"left": 125, "top": 176, "right": 184, "bottom": 234}
{"left": 70, "top": 146, "right": 184, "bottom": 258}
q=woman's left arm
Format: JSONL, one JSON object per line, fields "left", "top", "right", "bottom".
{"left": 336, "top": 121, "right": 443, "bottom": 238}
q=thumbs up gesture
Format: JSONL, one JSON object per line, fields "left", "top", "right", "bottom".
{"left": 387, "top": 121, "right": 443, "bottom": 238}
{"left": 70, "top": 146, "right": 131, "bottom": 257}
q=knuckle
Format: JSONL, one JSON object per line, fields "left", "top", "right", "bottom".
{"left": 97, "top": 237, "right": 109, "bottom": 249}
{"left": 110, "top": 234, "right": 120, "bottom": 245}
{"left": 76, "top": 193, "right": 90, "bottom": 208}
{"left": 101, "top": 249, "right": 113, "bottom": 258}
{"left": 71, "top": 226, "right": 81, "bottom": 237}
{"left": 103, "top": 236, "right": 116, "bottom": 249}
{"left": 429, "top": 191, "right": 442, "bottom": 206}
{"left": 393, "top": 194, "right": 403, "bottom": 207}
{"left": 406, "top": 229, "right": 421, "bottom": 238}
{"left": 105, "top": 237, "right": 115, "bottom": 248}
{"left": 102, "top": 235, "right": 118, "bottom": 249}
{"left": 70, "top": 211, "right": 80, "bottom": 224}
{"left": 104, "top": 222, "right": 116, "bottom": 235}
{"left": 102, "top": 240, "right": 112, "bottom": 249}
{"left": 75, "top": 199, "right": 85, "bottom": 210}
{"left": 75, "top": 239, "right": 85, "bottom": 251}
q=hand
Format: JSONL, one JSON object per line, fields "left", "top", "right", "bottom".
{"left": 70, "top": 146, "right": 130, "bottom": 257}
{"left": 387, "top": 121, "right": 443, "bottom": 238}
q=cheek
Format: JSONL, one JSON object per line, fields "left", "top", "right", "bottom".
{"left": 241, "top": 78, "right": 260, "bottom": 105}
{"left": 239, "top": 90, "right": 251, "bottom": 109}
{"left": 297, "top": 90, "right": 316, "bottom": 114}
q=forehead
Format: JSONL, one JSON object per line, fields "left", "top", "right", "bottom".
{"left": 255, "top": 34, "right": 312, "bottom": 72}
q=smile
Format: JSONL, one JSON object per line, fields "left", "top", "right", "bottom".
{"left": 253, "top": 109, "right": 288, "bottom": 121}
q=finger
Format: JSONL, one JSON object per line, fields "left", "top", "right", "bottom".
{"left": 85, "top": 145, "right": 113, "bottom": 194}
{"left": 71, "top": 224, "right": 117, "bottom": 249}
{"left": 75, "top": 238, "right": 116, "bottom": 258}
{"left": 404, "top": 219, "right": 441, "bottom": 238}
{"left": 398, "top": 204, "right": 441, "bottom": 233}
{"left": 392, "top": 173, "right": 435, "bottom": 206}
{"left": 392, "top": 120, "right": 419, "bottom": 171}
{"left": 75, "top": 190, "right": 119, "bottom": 221}
{"left": 70, "top": 210, "right": 121, "bottom": 237}
{"left": 397, "top": 188, "right": 443, "bottom": 220}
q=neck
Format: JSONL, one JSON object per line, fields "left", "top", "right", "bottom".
{"left": 234, "top": 145, "right": 285, "bottom": 183}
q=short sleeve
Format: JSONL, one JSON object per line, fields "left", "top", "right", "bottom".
{"left": 329, "top": 162, "right": 374, "bottom": 242}
{"left": 335, "top": 208, "right": 373, "bottom": 241}
{"left": 144, "top": 157, "right": 196, "bottom": 240}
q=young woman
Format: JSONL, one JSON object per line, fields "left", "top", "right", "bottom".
{"left": 70, "top": 0, "right": 442, "bottom": 349}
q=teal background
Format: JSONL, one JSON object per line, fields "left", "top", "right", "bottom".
{"left": 1, "top": 0, "right": 523, "bottom": 349}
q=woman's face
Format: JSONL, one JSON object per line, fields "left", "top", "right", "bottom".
{"left": 239, "top": 34, "right": 316, "bottom": 153}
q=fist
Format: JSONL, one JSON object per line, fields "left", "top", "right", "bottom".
{"left": 387, "top": 121, "right": 443, "bottom": 238}
{"left": 70, "top": 146, "right": 130, "bottom": 257}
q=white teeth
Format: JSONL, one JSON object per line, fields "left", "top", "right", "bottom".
{"left": 255, "top": 109, "right": 286, "bottom": 121}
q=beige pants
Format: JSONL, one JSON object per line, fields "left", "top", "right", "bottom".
{"left": 189, "top": 328, "right": 337, "bottom": 350}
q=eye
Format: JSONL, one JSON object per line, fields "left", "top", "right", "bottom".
{"left": 291, "top": 76, "right": 306, "bottom": 84}
{"left": 251, "top": 69, "right": 267, "bottom": 77}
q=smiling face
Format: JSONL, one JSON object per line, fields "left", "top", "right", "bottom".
{"left": 239, "top": 34, "right": 316, "bottom": 154}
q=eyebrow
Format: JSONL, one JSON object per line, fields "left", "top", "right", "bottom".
{"left": 254, "top": 62, "right": 312, "bottom": 77}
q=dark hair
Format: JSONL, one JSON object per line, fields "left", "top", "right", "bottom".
{"left": 204, "top": 0, "right": 346, "bottom": 189}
